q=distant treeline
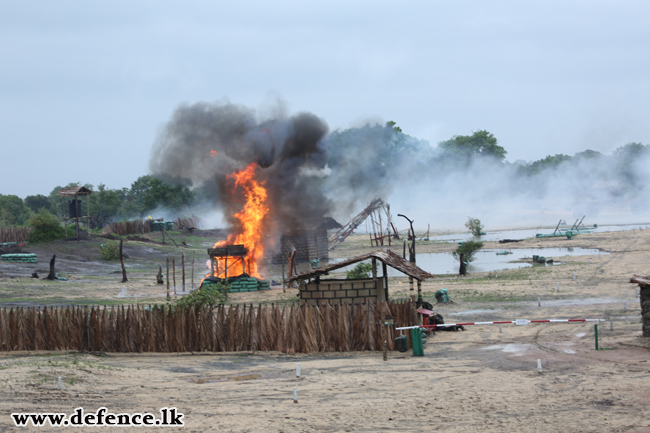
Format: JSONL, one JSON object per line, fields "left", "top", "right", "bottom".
{"left": 1, "top": 124, "right": 648, "bottom": 229}
{"left": 0, "top": 175, "right": 213, "bottom": 229}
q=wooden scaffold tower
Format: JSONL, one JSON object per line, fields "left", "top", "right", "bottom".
{"left": 57, "top": 186, "right": 92, "bottom": 242}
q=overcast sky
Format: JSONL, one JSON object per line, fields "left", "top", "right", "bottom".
{"left": 1, "top": 0, "right": 649, "bottom": 198}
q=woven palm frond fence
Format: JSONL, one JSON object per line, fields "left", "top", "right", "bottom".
{"left": 0, "top": 227, "right": 31, "bottom": 243}
{"left": 0, "top": 301, "right": 417, "bottom": 353}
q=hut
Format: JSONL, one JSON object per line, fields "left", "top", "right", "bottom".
{"left": 287, "top": 249, "right": 433, "bottom": 306}
{"left": 629, "top": 274, "right": 650, "bottom": 337}
{"left": 273, "top": 218, "right": 341, "bottom": 264}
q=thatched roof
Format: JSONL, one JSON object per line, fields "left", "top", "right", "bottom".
{"left": 57, "top": 186, "right": 92, "bottom": 197}
{"left": 287, "top": 248, "right": 434, "bottom": 283}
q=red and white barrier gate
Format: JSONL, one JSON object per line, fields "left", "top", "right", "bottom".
{"left": 396, "top": 318, "right": 603, "bottom": 331}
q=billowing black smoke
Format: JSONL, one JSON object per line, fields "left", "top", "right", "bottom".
{"left": 149, "top": 101, "right": 332, "bottom": 242}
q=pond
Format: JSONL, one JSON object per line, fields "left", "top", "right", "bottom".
{"left": 425, "top": 224, "right": 649, "bottom": 244}
{"left": 331, "top": 247, "right": 607, "bottom": 276}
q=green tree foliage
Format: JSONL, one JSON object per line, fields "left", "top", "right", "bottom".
{"left": 465, "top": 217, "right": 484, "bottom": 236}
{"left": 451, "top": 240, "right": 484, "bottom": 264}
{"left": 611, "top": 142, "right": 649, "bottom": 186}
{"left": 24, "top": 194, "right": 52, "bottom": 213}
{"left": 438, "top": 130, "right": 507, "bottom": 166}
{"left": 326, "top": 122, "right": 434, "bottom": 188}
{"left": 0, "top": 194, "right": 31, "bottom": 227}
{"left": 99, "top": 240, "right": 121, "bottom": 260}
{"left": 126, "top": 175, "right": 195, "bottom": 216}
{"left": 345, "top": 262, "right": 373, "bottom": 279}
{"left": 90, "top": 183, "right": 122, "bottom": 228}
{"left": 176, "top": 283, "right": 229, "bottom": 310}
{"left": 28, "top": 208, "right": 66, "bottom": 243}
{"left": 520, "top": 154, "right": 572, "bottom": 176}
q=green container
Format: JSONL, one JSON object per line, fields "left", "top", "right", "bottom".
{"left": 410, "top": 328, "right": 424, "bottom": 356}
{"left": 395, "top": 335, "right": 408, "bottom": 353}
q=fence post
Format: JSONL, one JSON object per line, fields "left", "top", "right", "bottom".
{"left": 166, "top": 258, "right": 170, "bottom": 298}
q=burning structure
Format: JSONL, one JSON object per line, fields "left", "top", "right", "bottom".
{"left": 150, "top": 102, "right": 336, "bottom": 279}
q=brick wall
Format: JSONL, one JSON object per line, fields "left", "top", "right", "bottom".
{"left": 300, "top": 278, "right": 378, "bottom": 305}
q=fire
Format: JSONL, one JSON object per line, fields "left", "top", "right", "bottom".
{"left": 210, "top": 149, "right": 218, "bottom": 158}
{"left": 211, "top": 162, "right": 268, "bottom": 279}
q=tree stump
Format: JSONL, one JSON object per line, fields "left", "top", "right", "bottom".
{"left": 156, "top": 266, "right": 164, "bottom": 284}
{"left": 120, "top": 239, "right": 128, "bottom": 283}
{"left": 45, "top": 255, "right": 57, "bottom": 280}
{"left": 459, "top": 253, "right": 467, "bottom": 276}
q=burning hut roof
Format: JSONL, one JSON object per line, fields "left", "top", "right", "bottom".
{"left": 287, "top": 248, "right": 434, "bottom": 283}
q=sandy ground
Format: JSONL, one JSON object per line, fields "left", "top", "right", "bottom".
{"left": 0, "top": 226, "right": 649, "bottom": 432}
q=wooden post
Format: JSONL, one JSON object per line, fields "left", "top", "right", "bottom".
{"left": 173, "top": 258, "right": 176, "bottom": 295}
{"left": 225, "top": 257, "right": 228, "bottom": 279}
{"left": 382, "top": 261, "right": 388, "bottom": 302}
{"left": 191, "top": 251, "right": 195, "bottom": 290}
{"left": 409, "top": 277, "right": 415, "bottom": 302}
{"left": 282, "top": 256, "right": 286, "bottom": 293}
{"left": 166, "top": 258, "right": 170, "bottom": 298}
{"left": 373, "top": 258, "right": 384, "bottom": 302}
{"left": 417, "top": 279, "right": 422, "bottom": 303}
{"left": 74, "top": 193, "right": 80, "bottom": 242}
{"left": 182, "top": 253, "right": 186, "bottom": 292}
{"left": 119, "top": 239, "right": 128, "bottom": 283}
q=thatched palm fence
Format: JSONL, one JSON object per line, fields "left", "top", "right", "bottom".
{"left": 0, "top": 301, "right": 417, "bottom": 353}
{"left": 101, "top": 219, "right": 152, "bottom": 236}
{"left": 0, "top": 227, "right": 31, "bottom": 243}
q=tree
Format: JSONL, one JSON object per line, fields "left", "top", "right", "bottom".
{"left": 0, "top": 194, "right": 31, "bottom": 227}
{"left": 89, "top": 183, "right": 121, "bottom": 228}
{"left": 28, "top": 208, "right": 66, "bottom": 243}
{"left": 127, "top": 175, "right": 195, "bottom": 216}
{"left": 520, "top": 154, "right": 572, "bottom": 176}
{"left": 613, "top": 142, "right": 648, "bottom": 186}
{"left": 345, "top": 262, "right": 373, "bottom": 279}
{"left": 438, "top": 130, "right": 507, "bottom": 165}
{"left": 450, "top": 240, "right": 484, "bottom": 275}
{"left": 465, "top": 217, "right": 484, "bottom": 236}
{"left": 24, "top": 194, "right": 52, "bottom": 213}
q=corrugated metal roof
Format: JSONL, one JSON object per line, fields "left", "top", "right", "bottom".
{"left": 57, "top": 186, "right": 92, "bottom": 197}
{"left": 287, "top": 248, "right": 434, "bottom": 283}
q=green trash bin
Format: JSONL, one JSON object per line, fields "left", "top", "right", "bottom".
{"left": 410, "top": 328, "right": 424, "bottom": 356}
{"left": 395, "top": 335, "right": 408, "bottom": 353}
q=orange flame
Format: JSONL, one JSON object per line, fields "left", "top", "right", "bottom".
{"left": 210, "top": 149, "right": 218, "bottom": 158}
{"left": 210, "top": 163, "right": 268, "bottom": 279}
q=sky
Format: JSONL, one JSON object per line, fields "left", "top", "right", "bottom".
{"left": 1, "top": 0, "right": 649, "bottom": 198}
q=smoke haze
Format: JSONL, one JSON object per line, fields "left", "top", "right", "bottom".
{"left": 150, "top": 100, "right": 650, "bottom": 240}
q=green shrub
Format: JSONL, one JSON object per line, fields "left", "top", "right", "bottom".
{"left": 176, "top": 283, "right": 228, "bottom": 310}
{"left": 99, "top": 241, "right": 121, "bottom": 260}
{"left": 28, "top": 208, "right": 66, "bottom": 243}
{"left": 345, "top": 262, "right": 373, "bottom": 279}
